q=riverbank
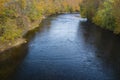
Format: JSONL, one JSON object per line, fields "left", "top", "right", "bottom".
{"left": 0, "top": 16, "right": 46, "bottom": 53}
{"left": 0, "top": 13, "right": 68, "bottom": 53}
{"left": 80, "top": 0, "right": 120, "bottom": 34}
{"left": 0, "top": 12, "right": 80, "bottom": 53}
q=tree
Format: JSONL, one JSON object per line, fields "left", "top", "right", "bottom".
{"left": 113, "top": 0, "right": 120, "bottom": 34}
{"left": 80, "top": 0, "right": 102, "bottom": 20}
{"left": 93, "top": 0, "right": 116, "bottom": 31}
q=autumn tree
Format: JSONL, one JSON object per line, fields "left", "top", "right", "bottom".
{"left": 93, "top": 0, "right": 116, "bottom": 31}
{"left": 113, "top": 0, "right": 120, "bottom": 33}
{"left": 80, "top": 0, "right": 103, "bottom": 20}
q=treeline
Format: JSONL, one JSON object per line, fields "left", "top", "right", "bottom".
{"left": 0, "top": 0, "right": 81, "bottom": 43}
{"left": 80, "top": 0, "right": 120, "bottom": 34}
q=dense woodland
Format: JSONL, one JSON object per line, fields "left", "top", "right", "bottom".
{"left": 80, "top": 0, "right": 120, "bottom": 34}
{"left": 0, "top": 0, "right": 120, "bottom": 48}
{"left": 0, "top": 0, "right": 81, "bottom": 44}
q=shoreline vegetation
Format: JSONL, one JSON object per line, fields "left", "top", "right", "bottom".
{"left": 0, "top": 18, "right": 44, "bottom": 53}
{"left": 80, "top": 0, "right": 120, "bottom": 35}
{"left": 0, "top": 0, "right": 82, "bottom": 53}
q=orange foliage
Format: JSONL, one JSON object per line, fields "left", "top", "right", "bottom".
{"left": 0, "top": 0, "right": 9, "bottom": 14}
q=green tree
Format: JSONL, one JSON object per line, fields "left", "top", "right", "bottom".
{"left": 93, "top": 0, "right": 116, "bottom": 31}
{"left": 80, "top": 0, "right": 102, "bottom": 20}
{"left": 113, "top": 0, "right": 120, "bottom": 34}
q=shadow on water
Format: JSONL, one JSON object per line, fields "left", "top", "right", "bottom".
{"left": 0, "top": 44, "right": 28, "bottom": 80}
{"left": 24, "top": 17, "right": 53, "bottom": 42}
{"left": 79, "top": 21, "right": 120, "bottom": 80}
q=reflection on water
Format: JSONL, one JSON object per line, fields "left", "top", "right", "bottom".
{"left": 0, "top": 44, "right": 28, "bottom": 80}
{"left": 80, "top": 21, "right": 120, "bottom": 79}
{"left": 0, "top": 14, "right": 120, "bottom": 80}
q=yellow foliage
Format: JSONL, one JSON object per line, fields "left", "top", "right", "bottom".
{"left": 0, "top": 0, "right": 82, "bottom": 42}
{"left": 0, "top": 0, "right": 9, "bottom": 14}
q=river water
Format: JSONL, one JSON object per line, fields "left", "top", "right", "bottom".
{"left": 0, "top": 14, "right": 120, "bottom": 80}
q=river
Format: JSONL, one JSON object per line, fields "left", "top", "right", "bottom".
{"left": 0, "top": 14, "right": 120, "bottom": 80}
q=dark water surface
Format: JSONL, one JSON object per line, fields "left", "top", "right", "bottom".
{"left": 0, "top": 14, "right": 120, "bottom": 80}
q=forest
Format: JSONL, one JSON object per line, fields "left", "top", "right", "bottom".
{"left": 0, "top": 0, "right": 81, "bottom": 50}
{"left": 80, "top": 0, "right": 120, "bottom": 34}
